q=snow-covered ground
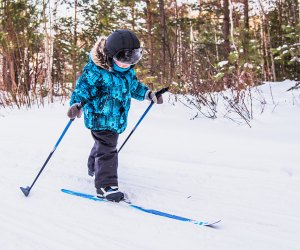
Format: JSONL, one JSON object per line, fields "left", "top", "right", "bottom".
{"left": 0, "top": 81, "right": 299, "bottom": 250}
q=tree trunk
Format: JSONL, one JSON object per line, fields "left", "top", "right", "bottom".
{"left": 131, "top": 1, "right": 136, "bottom": 31}
{"left": 259, "top": 17, "right": 266, "bottom": 81}
{"left": 229, "top": 0, "right": 237, "bottom": 53}
{"left": 243, "top": 0, "right": 249, "bottom": 61}
{"left": 267, "top": 24, "right": 276, "bottom": 81}
{"left": 174, "top": 0, "right": 179, "bottom": 67}
{"left": 223, "top": 0, "right": 230, "bottom": 59}
{"left": 212, "top": 18, "right": 219, "bottom": 61}
{"left": 158, "top": 0, "right": 166, "bottom": 83}
{"left": 145, "top": 0, "right": 154, "bottom": 75}
{"left": 43, "top": 0, "right": 53, "bottom": 102}
{"left": 72, "top": 0, "right": 78, "bottom": 89}
{"left": 258, "top": 0, "right": 275, "bottom": 81}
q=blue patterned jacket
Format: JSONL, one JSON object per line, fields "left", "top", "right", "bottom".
{"left": 70, "top": 37, "right": 149, "bottom": 134}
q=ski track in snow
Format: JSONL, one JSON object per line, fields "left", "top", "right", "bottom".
{"left": 0, "top": 81, "right": 300, "bottom": 250}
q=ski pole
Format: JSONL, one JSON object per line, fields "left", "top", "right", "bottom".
{"left": 118, "top": 87, "right": 169, "bottom": 153}
{"left": 20, "top": 102, "right": 84, "bottom": 197}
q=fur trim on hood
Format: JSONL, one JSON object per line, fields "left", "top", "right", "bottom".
{"left": 91, "top": 36, "right": 110, "bottom": 70}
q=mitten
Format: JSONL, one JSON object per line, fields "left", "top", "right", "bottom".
{"left": 67, "top": 103, "right": 83, "bottom": 119}
{"left": 145, "top": 90, "right": 163, "bottom": 104}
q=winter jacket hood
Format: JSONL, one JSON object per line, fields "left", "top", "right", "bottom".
{"left": 90, "top": 36, "right": 110, "bottom": 70}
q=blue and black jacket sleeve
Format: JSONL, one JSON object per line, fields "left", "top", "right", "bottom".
{"left": 129, "top": 69, "right": 149, "bottom": 101}
{"left": 70, "top": 61, "right": 102, "bottom": 106}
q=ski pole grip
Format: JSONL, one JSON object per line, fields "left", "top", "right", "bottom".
{"left": 155, "top": 87, "right": 170, "bottom": 98}
{"left": 76, "top": 100, "right": 86, "bottom": 110}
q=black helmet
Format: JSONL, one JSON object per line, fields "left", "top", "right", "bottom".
{"left": 105, "top": 30, "right": 143, "bottom": 66}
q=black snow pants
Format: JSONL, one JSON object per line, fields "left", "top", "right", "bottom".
{"left": 88, "top": 130, "right": 119, "bottom": 189}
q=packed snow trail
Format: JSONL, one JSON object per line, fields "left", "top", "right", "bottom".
{"left": 0, "top": 81, "right": 300, "bottom": 249}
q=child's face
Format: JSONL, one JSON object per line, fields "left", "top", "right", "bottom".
{"left": 114, "top": 60, "right": 131, "bottom": 68}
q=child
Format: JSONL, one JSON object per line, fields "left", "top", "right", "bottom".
{"left": 67, "top": 30, "right": 163, "bottom": 202}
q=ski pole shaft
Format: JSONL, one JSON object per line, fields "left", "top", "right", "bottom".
{"left": 118, "top": 87, "right": 169, "bottom": 153}
{"left": 118, "top": 102, "right": 153, "bottom": 153}
{"left": 20, "top": 102, "right": 84, "bottom": 197}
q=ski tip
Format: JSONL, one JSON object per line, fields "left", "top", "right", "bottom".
{"left": 204, "top": 220, "right": 222, "bottom": 227}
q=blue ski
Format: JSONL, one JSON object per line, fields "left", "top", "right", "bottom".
{"left": 61, "top": 189, "right": 221, "bottom": 227}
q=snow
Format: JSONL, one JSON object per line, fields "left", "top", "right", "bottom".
{"left": 244, "top": 62, "right": 253, "bottom": 69}
{"left": 291, "top": 57, "right": 300, "bottom": 63}
{"left": 217, "top": 61, "right": 228, "bottom": 68}
{"left": 1, "top": 80, "right": 300, "bottom": 249}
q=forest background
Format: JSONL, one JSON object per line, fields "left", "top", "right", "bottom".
{"left": 0, "top": 0, "right": 299, "bottom": 122}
